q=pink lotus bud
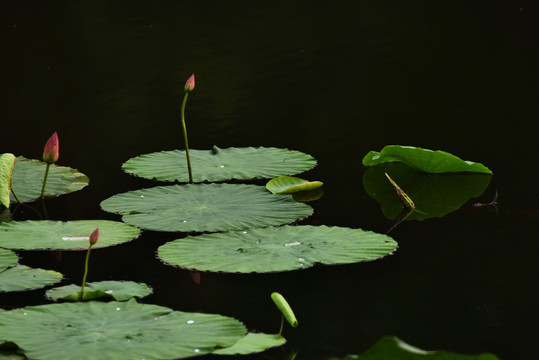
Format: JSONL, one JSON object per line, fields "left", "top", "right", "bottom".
{"left": 89, "top": 228, "right": 99, "bottom": 246}
{"left": 42, "top": 132, "right": 59, "bottom": 164}
{"left": 184, "top": 74, "right": 195, "bottom": 92}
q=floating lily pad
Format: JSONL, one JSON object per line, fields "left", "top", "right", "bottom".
{"left": 0, "top": 153, "right": 16, "bottom": 208}
{"left": 266, "top": 176, "right": 323, "bottom": 194}
{"left": 328, "top": 336, "right": 499, "bottom": 359}
{"left": 101, "top": 184, "right": 313, "bottom": 233}
{"left": 0, "top": 265, "right": 62, "bottom": 292}
{"left": 0, "top": 220, "right": 141, "bottom": 250}
{"left": 363, "top": 163, "right": 491, "bottom": 221}
{"left": 213, "top": 333, "right": 286, "bottom": 355}
{"left": 46, "top": 281, "right": 153, "bottom": 301}
{"left": 362, "top": 145, "right": 492, "bottom": 174}
{"left": 158, "top": 225, "right": 397, "bottom": 273}
{"left": 0, "top": 248, "right": 18, "bottom": 272}
{"left": 0, "top": 299, "right": 246, "bottom": 360}
{"left": 7, "top": 156, "right": 89, "bottom": 203}
{"left": 122, "top": 146, "right": 317, "bottom": 183}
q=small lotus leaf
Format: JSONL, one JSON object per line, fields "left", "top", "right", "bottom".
{"left": 101, "top": 184, "right": 313, "bottom": 233}
{"left": 213, "top": 333, "right": 286, "bottom": 355}
{"left": 363, "top": 163, "right": 491, "bottom": 221}
{"left": 122, "top": 146, "right": 317, "bottom": 183}
{"left": 0, "top": 299, "right": 246, "bottom": 360}
{"left": 0, "top": 265, "right": 62, "bottom": 292}
{"left": 0, "top": 248, "right": 18, "bottom": 272}
{"left": 0, "top": 220, "right": 141, "bottom": 250}
{"left": 266, "top": 176, "right": 323, "bottom": 194}
{"left": 46, "top": 281, "right": 152, "bottom": 301}
{"left": 327, "top": 336, "right": 499, "bottom": 359}
{"left": 158, "top": 225, "right": 397, "bottom": 273}
{"left": 8, "top": 156, "right": 89, "bottom": 203}
{"left": 362, "top": 145, "right": 492, "bottom": 174}
{"left": 0, "top": 153, "right": 16, "bottom": 208}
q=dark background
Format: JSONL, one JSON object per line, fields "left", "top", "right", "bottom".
{"left": 2, "top": 1, "right": 538, "bottom": 359}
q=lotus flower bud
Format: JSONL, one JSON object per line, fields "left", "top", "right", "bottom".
{"left": 89, "top": 228, "right": 99, "bottom": 246}
{"left": 184, "top": 74, "right": 195, "bottom": 92}
{"left": 42, "top": 132, "right": 59, "bottom": 164}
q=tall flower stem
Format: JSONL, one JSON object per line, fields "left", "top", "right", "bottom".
{"left": 180, "top": 91, "right": 193, "bottom": 184}
{"left": 40, "top": 163, "right": 51, "bottom": 199}
{"left": 79, "top": 243, "right": 93, "bottom": 300}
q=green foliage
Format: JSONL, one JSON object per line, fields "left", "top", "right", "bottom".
{"left": 271, "top": 292, "right": 298, "bottom": 328}
{"left": 46, "top": 281, "right": 153, "bottom": 301}
{"left": 0, "top": 153, "right": 16, "bottom": 208}
{"left": 362, "top": 145, "right": 492, "bottom": 174}
{"left": 266, "top": 175, "right": 323, "bottom": 194}
{"left": 0, "top": 248, "right": 18, "bottom": 272}
{"left": 0, "top": 265, "right": 62, "bottom": 292}
{"left": 212, "top": 333, "right": 286, "bottom": 355}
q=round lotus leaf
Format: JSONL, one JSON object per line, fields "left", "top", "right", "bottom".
{"left": 0, "top": 220, "right": 141, "bottom": 250}
{"left": 266, "top": 176, "right": 323, "bottom": 194}
{"left": 158, "top": 225, "right": 398, "bottom": 273}
{"left": 46, "top": 281, "right": 152, "bottom": 301}
{"left": 213, "top": 333, "right": 286, "bottom": 355}
{"left": 0, "top": 265, "right": 62, "bottom": 292}
{"left": 362, "top": 145, "right": 492, "bottom": 174}
{"left": 8, "top": 156, "right": 89, "bottom": 203}
{"left": 122, "top": 146, "right": 317, "bottom": 183}
{"left": 0, "top": 248, "right": 18, "bottom": 272}
{"left": 0, "top": 299, "right": 246, "bottom": 360}
{"left": 101, "top": 184, "right": 313, "bottom": 233}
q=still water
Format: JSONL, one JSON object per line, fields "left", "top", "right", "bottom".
{"left": 2, "top": 1, "right": 538, "bottom": 359}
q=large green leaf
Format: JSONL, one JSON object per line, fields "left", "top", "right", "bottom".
{"left": 46, "top": 281, "right": 152, "bottom": 301}
{"left": 363, "top": 163, "right": 491, "bottom": 221}
{"left": 0, "top": 248, "right": 18, "bottom": 272}
{"left": 213, "top": 333, "right": 286, "bottom": 355}
{"left": 0, "top": 299, "right": 246, "bottom": 360}
{"left": 0, "top": 153, "right": 16, "bottom": 208}
{"left": 0, "top": 265, "right": 62, "bottom": 292}
{"left": 328, "top": 336, "right": 499, "bottom": 359}
{"left": 0, "top": 220, "right": 141, "bottom": 250}
{"left": 101, "top": 184, "right": 313, "bottom": 233}
{"left": 8, "top": 156, "right": 89, "bottom": 203}
{"left": 122, "top": 146, "right": 317, "bottom": 183}
{"left": 158, "top": 225, "right": 397, "bottom": 273}
{"left": 362, "top": 145, "right": 492, "bottom": 174}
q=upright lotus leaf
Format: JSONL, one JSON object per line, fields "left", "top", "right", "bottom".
{"left": 362, "top": 145, "right": 492, "bottom": 174}
{"left": 122, "top": 146, "right": 317, "bottom": 183}
{"left": 0, "top": 265, "right": 63, "bottom": 292}
{"left": 101, "top": 184, "right": 313, "bottom": 232}
{"left": 212, "top": 333, "right": 286, "bottom": 355}
{"left": 0, "top": 153, "right": 16, "bottom": 208}
{"left": 266, "top": 176, "right": 323, "bottom": 194}
{"left": 363, "top": 163, "right": 491, "bottom": 221}
{"left": 0, "top": 299, "right": 246, "bottom": 360}
{"left": 0, "top": 220, "right": 141, "bottom": 250}
{"left": 46, "top": 281, "right": 153, "bottom": 301}
{"left": 0, "top": 248, "right": 18, "bottom": 272}
{"left": 8, "top": 156, "right": 89, "bottom": 203}
{"left": 158, "top": 225, "right": 397, "bottom": 273}
{"left": 328, "top": 336, "right": 499, "bottom": 359}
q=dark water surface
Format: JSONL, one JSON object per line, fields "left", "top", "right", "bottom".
{"left": 2, "top": 1, "right": 538, "bottom": 359}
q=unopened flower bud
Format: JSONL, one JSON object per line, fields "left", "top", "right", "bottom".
{"left": 42, "top": 132, "right": 59, "bottom": 164}
{"left": 184, "top": 74, "right": 195, "bottom": 92}
{"left": 89, "top": 228, "right": 99, "bottom": 246}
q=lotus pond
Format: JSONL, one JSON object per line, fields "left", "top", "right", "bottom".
{"left": 1, "top": 2, "right": 538, "bottom": 360}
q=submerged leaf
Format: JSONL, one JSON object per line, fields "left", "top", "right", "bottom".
{"left": 0, "top": 153, "right": 16, "bottom": 208}
{"left": 0, "top": 265, "right": 62, "bottom": 292}
{"left": 0, "top": 300, "right": 246, "bottom": 360}
{"left": 0, "top": 220, "right": 141, "bottom": 250}
{"left": 158, "top": 225, "right": 397, "bottom": 273}
{"left": 122, "top": 146, "right": 317, "bottom": 183}
{"left": 8, "top": 156, "right": 89, "bottom": 203}
{"left": 362, "top": 145, "right": 492, "bottom": 174}
{"left": 266, "top": 176, "right": 323, "bottom": 194}
{"left": 101, "top": 184, "right": 313, "bottom": 233}
{"left": 46, "top": 281, "right": 153, "bottom": 301}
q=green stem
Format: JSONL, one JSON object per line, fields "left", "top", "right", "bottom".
{"left": 80, "top": 244, "right": 93, "bottom": 300}
{"left": 278, "top": 315, "right": 284, "bottom": 336}
{"left": 40, "top": 163, "right": 51, "bottom": 199}
{"left": 180, "top": 92, "right": 193, "bottom": 184}
{"left": 10, "top": 187, "right": 22, "bottom": 204}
